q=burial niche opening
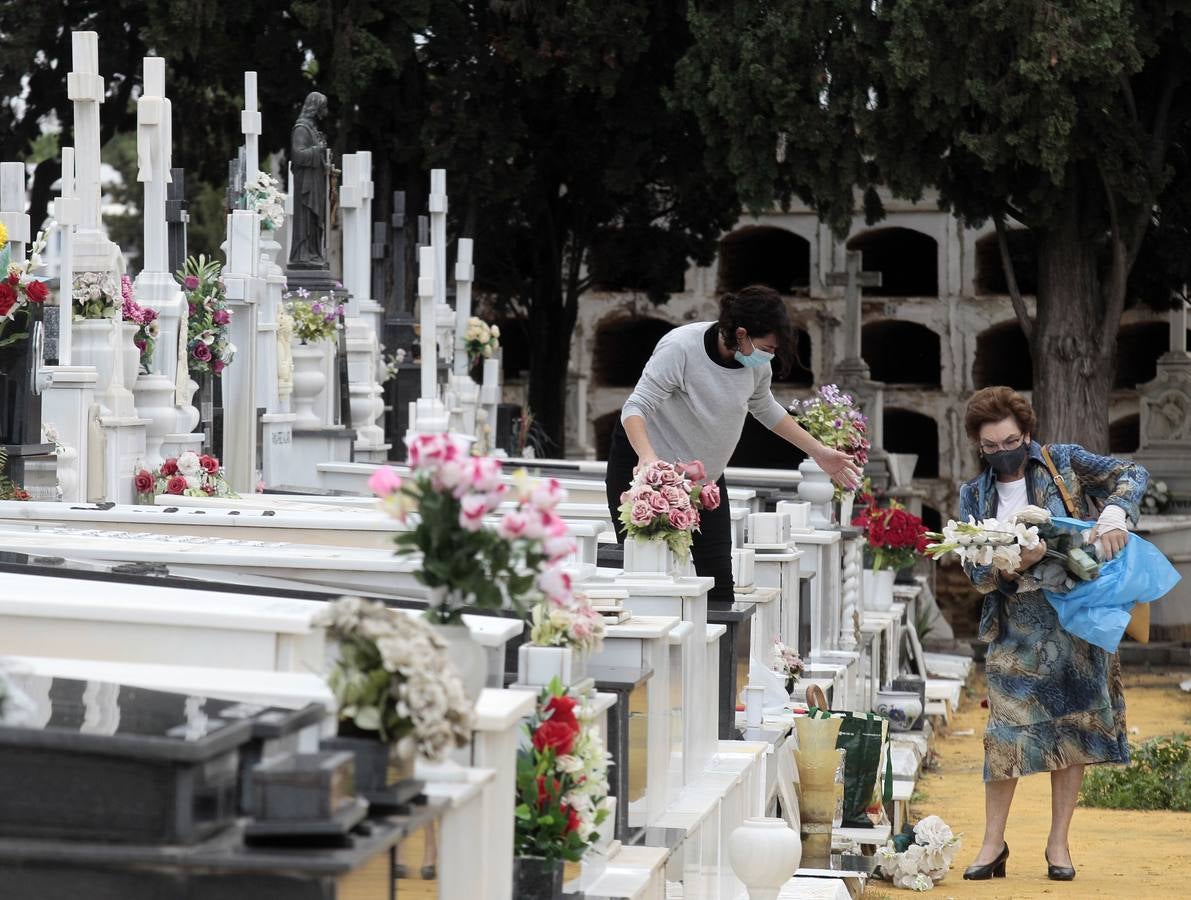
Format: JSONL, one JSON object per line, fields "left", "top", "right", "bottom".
{"left": 594, "top": 411, "right": 621, "bottom": 461}
{"left": 593, "top": 318, "right": 676, "bottom": 387}
{"left": 846, "top": 227, "right": 938, "bottom": 297}
{"left": 717, "top": 226, "right": 810, "bottom": 294}
{"left": 883, "top": 407, "right": 939, "bottom": 478}
{"left": 975, "top": 230, "right": 1037, "bottom": 296}
{"left": 1109, "top": 414, "right": 1140, "bottom": 455}
{"left": 862, "top": 320, "right": 941, "bottom": 386}
{"left": 973, "top": 321, "right": 1032, "bottom": 390}
{"left": 1115, "top": 321, "right": 1170, "bottom": 389}
{"left": 921, "top": 505, "right": 943, "bottom": 533}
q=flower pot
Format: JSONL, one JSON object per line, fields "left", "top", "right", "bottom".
{"left": 432, "top": 622, "right": 487, "bottom": 703}
{"left": 886, "top": 452, "right": 918, "bottom": 488}
{"left": 875, "top": 690, "right": 924, "bottom": 733}
{"left": 291, "top": 341, "right": 328, "bottom": 429}
{"left": 776, "top": 499, "right": 811, "bottom": 532}
{"left": 732, "top": 548, "right": 756, "bottom": 588}
{"left": 623, "top": 536, "right": 674, "bottom": 576}
{"left": 839, "top": 491, "right": 856, "bottom": 528}
{"left": 727, "top": 817, "right": 802, "bottom": 900}
{"left": 747, "top": 512, "right": 785, "bottom": 545}
{"left": 862, "top": 567, "right": 895, "bottom": 612}
{"left": 319, "top": 733, "right": 422, "bottom": 809}
{"left": 132, "top": 373, "right": 177, "bottom": 467}
{"left": 518, "top": 644, "right": 587, "bottom": 687}
{"left": 795, "top": 746, "right": 845, "bottom": 867}
{"left": 72, "top": 319, "right": 119, "bottom": 395}
{"left": 120, "top": 321, "right": 140, "bottom": 387}
{"left": 797, "top": 459, "right": 835, "bottom": 528}
{"left": 512, "top": 855, "right": 564, "bottom": 900}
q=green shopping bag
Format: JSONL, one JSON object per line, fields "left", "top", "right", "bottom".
{"left": 834, "top": 711, "right": 890, "bottom": 828}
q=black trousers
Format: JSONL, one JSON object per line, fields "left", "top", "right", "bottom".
{"left": 605, "top": 421, "right": 735, "bottom": 604}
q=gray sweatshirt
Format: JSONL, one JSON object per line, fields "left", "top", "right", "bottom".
{"left": 620, "top": 322, "right": 788, "bottom": 480}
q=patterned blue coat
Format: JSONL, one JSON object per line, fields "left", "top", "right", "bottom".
{"left": 957, "top": 441, "right": 1147, "bottom": 780}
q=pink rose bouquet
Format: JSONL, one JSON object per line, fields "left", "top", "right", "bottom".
{"left": 371, "top": 436, "right": 581, "bottom": 625}
{"left": 617, "top": 459, "right": 720, "bottom": 562}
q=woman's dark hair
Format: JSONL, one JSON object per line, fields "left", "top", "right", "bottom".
{"left": 717, "top": 284, "right": 796, "bottom": 376}
{"left": 964, "top": 386, "right": 1038, "bottom": 444}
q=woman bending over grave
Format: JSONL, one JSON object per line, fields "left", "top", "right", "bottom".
{"left": 957, "top": 386, "right": 1147, "bottom": 883}
{"left": 605, "top": 284, "right": 862, "bottom": 604}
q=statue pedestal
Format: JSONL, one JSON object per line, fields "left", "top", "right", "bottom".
{"left": 1135, "top": 352, "right": 1191, "bottom": 498}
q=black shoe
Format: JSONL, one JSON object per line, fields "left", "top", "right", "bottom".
{"left": 963, "top": 843, "right": 1009, "bottom": 880}
{"left": 1046, "top": 851, "right": 1076, "bottom": 881}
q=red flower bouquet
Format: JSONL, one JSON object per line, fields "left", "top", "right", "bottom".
{"left": 852, "top": 500, "right": 929, "bottom": 571}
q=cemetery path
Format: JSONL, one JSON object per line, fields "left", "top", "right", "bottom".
{"left": 902, "top": 666, "right": 1191, "bottom": 899}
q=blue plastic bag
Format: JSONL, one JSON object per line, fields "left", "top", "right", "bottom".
{"left": 1041, "top": 516, "right": 1181, "bottom": 653}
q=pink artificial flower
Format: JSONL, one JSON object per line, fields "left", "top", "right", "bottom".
{"left": 463, "top": 457, "right": 503, "bottom": 495}
{"left": 537, "top": 566, "right": 572, "bottom": 602}
{"left": 192, "top": 343, "right": 212, "bottom": 362}
{"left": 620, "top": 490, "right": 631, "bottom": 504}
{"left": 530, "top": 478, "right": 564, "bottom": 511}
{"left": 183, "top": 275, "right": 200, "bottom": 291}
{"left": 368, "top": 466, "right": 403, "bottom": 498}
{"left": 643, "top": 464, "right": 665, "bottom": 487}
{"left": 538, "top": 510, "right": 568, "bottom": 537}
{"left": 700, "top": 483, "right": 721, "bottom": 511}
{"left": 630, "top": 499, "right": 653, "bottom": 526}
{"left": 543, "top": 534, "right": 576, "bottom": 562}
{"left": 571, "top": 618, "right": 592, "bottom": 640}
{"left": 660, "top": 485, "right": 685, "bottom": 507}
{"left": 484, "top": 485, "right": 509, "bottom": 511}
{"left": 647, "top": 492, "right": 670, "bottom": 514}
{"left": 212, "top": 359, "right": 225, "bottom": 374}
{"left": 680, "top": 460, "right": 706, "bottom": 483}
{"left": 459, "top": 494, "right": 488, "bottom": 532}
{"left": 667, "top": 508, "right": 687, "bottom": 530}
{"left": 212, "top": 309, "right": 231, "bottom": 325}
{"left": 435, "top": 459, "right": 465, "bottom": 493}
{"left": 498, "top": 510, "right": 529, "bottom": 540}
{"left": 659, "top": 468, "right": 681, "bottom": 486}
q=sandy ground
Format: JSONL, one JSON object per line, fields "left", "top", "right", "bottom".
{"left": 870, "top": 667, "right": 1191, "bottom": 900}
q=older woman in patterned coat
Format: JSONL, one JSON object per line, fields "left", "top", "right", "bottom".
{"left": 957, "top": 387, "right": 1147, "bottom": 883}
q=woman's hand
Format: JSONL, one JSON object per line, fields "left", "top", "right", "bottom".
{"left": 1018, "top": 539, "right": 1047, "bottom": 570}
{"left": 1091, "top": 527, "right": 1128, "bottom": 561}
{"left": 812, "top": 445, "right": 864, "bottom": 490}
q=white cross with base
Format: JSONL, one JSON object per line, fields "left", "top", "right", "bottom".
{"left": 242, "top": 72, "right": 261, "bottom": 181}
{"left": 827, "top": 250, "right": 881, "bottom": 364}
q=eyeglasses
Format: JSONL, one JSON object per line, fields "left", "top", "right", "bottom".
{"left": 979, "top": 433, "right": 1024, "bottom": 454}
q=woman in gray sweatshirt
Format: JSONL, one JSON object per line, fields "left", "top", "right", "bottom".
{"left": 605, "top": 285, "right": 862, "bottom": 604}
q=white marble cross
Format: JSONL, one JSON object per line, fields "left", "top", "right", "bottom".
{"left": 453, "top": 238, "right": 475, "bottom": 376}
{"left": 418, "top": 243, "right": 437, "bottom": 401}
{"left": 66, "top": 32, "right": 104, "bottom": 236}
{"left": 136, "top": 57, "right": 172, "bottom": 276}
{"left": 0, "top": 163, "right": 30, "bottom": 262}
{"left": 339, "top": 152, "right": 368, "bottom": 316}
{"left": 827, "top": 250, "right": 882, "bottom": 363}
{"left": 242, "top": 72, "right": 261, "bottom": 181}
{"left": 52, "top": 148, "right": 80, "bottom": 364}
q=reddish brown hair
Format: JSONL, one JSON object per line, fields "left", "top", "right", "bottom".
{"left": 963, "top": 387, "right": 1037, "bottom": 444}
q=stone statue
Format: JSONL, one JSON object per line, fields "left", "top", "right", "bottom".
{"left": 288, "top": 91, "right": 329, "bottom": 269}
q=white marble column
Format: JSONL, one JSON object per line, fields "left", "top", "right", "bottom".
{"left": 408, "top": 244, "right": 447, "bottom": 435}
{"left": 221, "top": 208, "right": 260, "bottom": 493}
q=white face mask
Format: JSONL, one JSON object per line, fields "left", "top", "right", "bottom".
{"left": 734, "top": 346, "right": 774, "bottom": 368}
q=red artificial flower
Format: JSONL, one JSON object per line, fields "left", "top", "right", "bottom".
{"left": 532, "top": 718, "right": 578, "bottom": 756}
{"left": 160, "top": 458, "right": 179, "bottom": 476}
{"left": 12, "top": 488, "right": 29, "bottom": 501}
{"left": 0, "top": 283, "right": 17, "bottom": 318}
{"left": 544, "top": 694, "right": 579, "bottom": 729}
{"left": 133, "top": 470, "right": 154, "bottom": 494}
{"left": 5, "top": 272, "right": 17, "bottom": 286}
{"left": 199, "top": 454, "right": 219, "bottom": 474}
{"left": 536, "top": 774, "right": 562, "bottom": 807}
{"left": 165, "top": 475, "right": 188, "bottom": 495}
{"left": 23, "top": 280, "right": 48, "bottom": 304}
{"left": 564, "top": 804, "right": 582, "bottom": 834}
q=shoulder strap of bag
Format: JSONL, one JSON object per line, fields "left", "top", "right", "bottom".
{"left": 1041, "top": 444, "right": 1078, "bottom": 517}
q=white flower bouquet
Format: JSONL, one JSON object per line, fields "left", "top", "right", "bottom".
{"left": 528, "top": 591, "right": 605, "bottom": 654}
{"left": 463, "top": 316, "right": 500, "bottom": 364}
{"left": 875, "top": 814, "right": 962, "bottom": 890}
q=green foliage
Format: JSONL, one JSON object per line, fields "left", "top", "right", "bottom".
{"left": 1079, "top": 734, "right": 1191, "bottom": 811}
{"left": 326, "top": 633, "right": 413, "bottom": 743}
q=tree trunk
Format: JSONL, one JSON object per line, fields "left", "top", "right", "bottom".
{"left": 1031, "top": 190, "right": 1114, "bottom": 452}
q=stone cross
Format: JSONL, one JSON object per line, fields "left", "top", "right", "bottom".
{"left": 165, "top": 167, "right": 189, "bottom": 278}
{"left": 429, "top": 170, "right": 448, "bottom": 315}
{"left": 453, "top": 238, "right": 475, "bottom": 376}
{"left": 0, "top": 163, "right": 31, "bottom": 264}
{"left": 418, "top": 243, "right": 437, "bottom": 402}
{"left": 136, "top": 56, "right": 171, "bottom": 276}
{"left": 52, "top": 147, "right": 81, "bottom": 365}
{"left": 241, "top": 72, "right": 261, "bottom": 181}
{"left": 66, "top": 32, "right": 104, "bottom": 236}
{"left": 827, "top": 250, "right": 882, "bottom": 366}
{"left": 339, "top": 152, "right": 369, "bottom": 316}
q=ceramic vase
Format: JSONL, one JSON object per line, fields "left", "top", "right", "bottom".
{"left": 72, "top": 320, "right": 118, "bottom": 395}
{"left": 727, "top": 817, "right": 802, "bottom": 900}
{"left": 623, "top": 536, "right": 674, "bottom": 576}
{"left": 291, "top": 341, "right": 327, "bottom": 429}
{"left": 862, "top": 566, "right": 895, "bottom": 612}
{"left": 433, "top": 622, "right": 487, "bottom": 702}
{"left": 796, "top": 459, "right": 835, "bottom": 527}
{"left": 518, "top": 644, "right": 586, "bottom": 687}
{"left": 132, "top": 374, "right": 178, "bottom": 468}
{"left": 875, "top": 690, "right": 923, "bottom": 733}
{"left": 839, "top": 491, "right": 856, "bottom": 528}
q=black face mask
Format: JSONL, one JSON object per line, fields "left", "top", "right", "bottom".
{"left": 985, "top": 444, "right": 1028, "bottom": 476}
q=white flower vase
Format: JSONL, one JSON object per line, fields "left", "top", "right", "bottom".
{"left": 434, "top": 623, "right": 487, "bottom": 703}
{"left": 518, "top": 644, "right": 587, "bottom": 687}
{"left": 623, "top": 536, "right": 674, "bottom": 576}
{"left": 797, "top": 459, "right": 835, "bottom": 528}
{"left": 72, "top": 320, "right": 118, "bottom": 395}
{"left": 875, "top": 689, "right": 924, "bottom": 733}
{"left": 862, "top": 567, "right": 895, "bottom": 612}
{"left": 120, "top": 321, "right": 141, "bottom": 387}
{"left": 727, "top": 817, "right": 802, "bottom": 900}
{"left": 839, "top": 491, "right": 856, "bottom": 528}
{"left": 132, "top": 374, "right": 178, "bottom": 467}
{"left": 291, "top": 342, "right": 327, "bottom": 429}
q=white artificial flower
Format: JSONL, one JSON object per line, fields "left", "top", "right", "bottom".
{"left": 913, "top": 815, "right": 955, "bottom": 852}
{"left": 555, "top": 754, "right": 584, "bottom": 774}
{"left": 1012, "top": 505, "right": 1051, "bottom": 525}
{"left": 177, "top": 451, "right": 201, "bottom": 476}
